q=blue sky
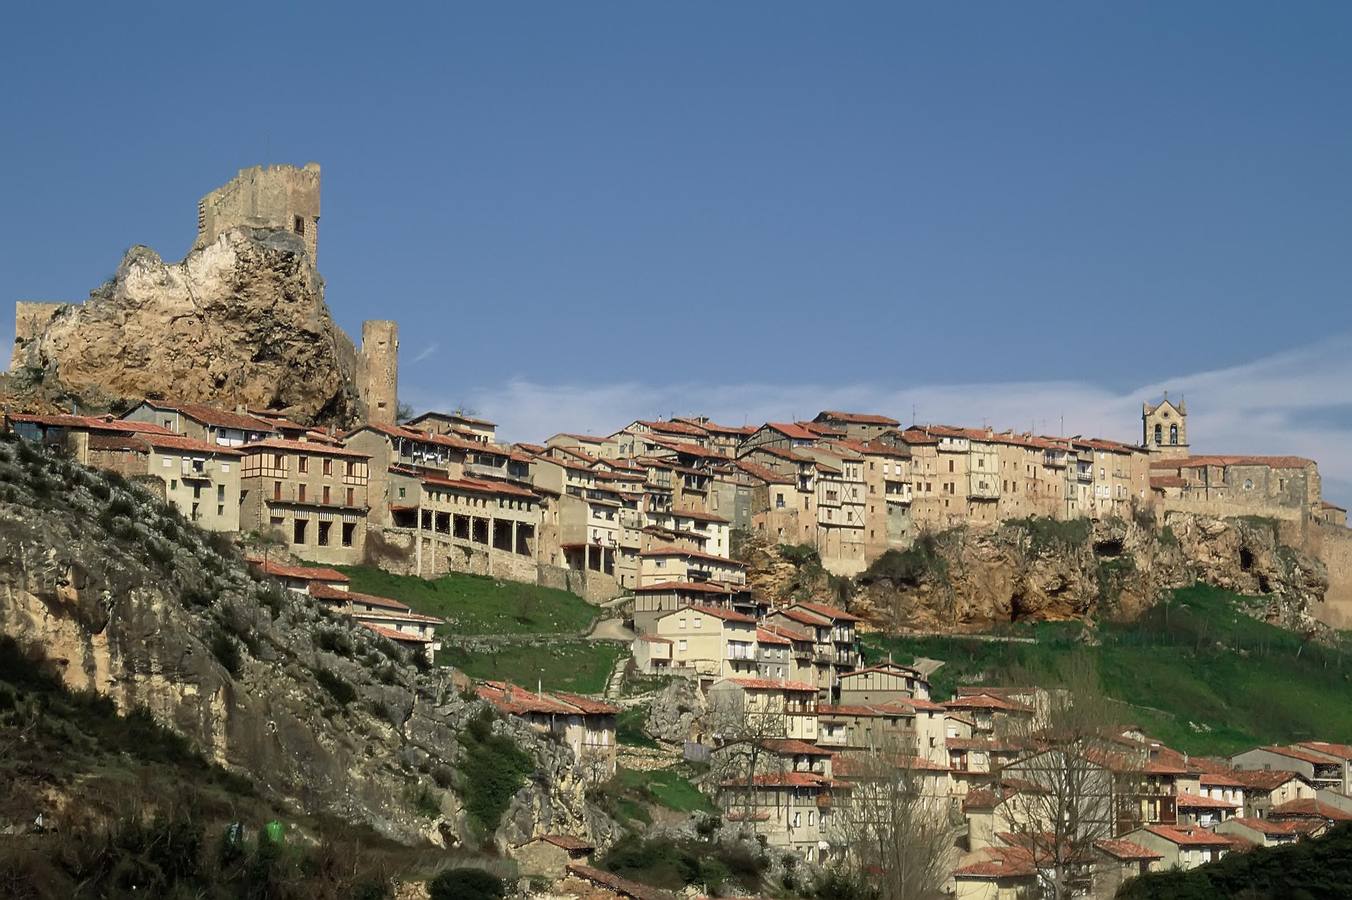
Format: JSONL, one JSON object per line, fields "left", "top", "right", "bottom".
{"left": 2, "top": 3, "right": 1350, "bottom": 495}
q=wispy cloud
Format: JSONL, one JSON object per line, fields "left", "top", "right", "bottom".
{"left": 405, "top": 333, "right": 1352, "bottom": 505}
{"left": 409, "top": 342, "right": 440, "bottom": 365}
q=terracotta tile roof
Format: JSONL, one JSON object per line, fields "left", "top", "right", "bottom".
{"left": 566, "top": 864, "right": 677, "bottom": 900}
{"left": 634, "top": 419, "right": 709, "bottom": 437}
{"left": 762, "top": 738, "right": 835, "bottom": 756}
{"left": 1225, "top": 817, "right": 1313, "bottom": 836}
{"left": 952, "top": 847, "right": 1036, "bottom": 879}
{"left": 1199, "top": 772, "right": 1248, "bottom": 788}
{"left": 943, "top": 693, "right": 1033, "bottom": 713}
{"left": 721, "top": 677, "right": 818, "bottom": 693}
{"left": 634, "top": 581, "right": 736, "bottom": 595}
{"left": 666, "top": 604, "right": 756, "bottom": 624}
{"left": 243, "top": 437, "right": 371, "bottom": 459}
{"left": 411, "top": 410, "right": 496, "bottom": 427}
{"left": 1230, "top": 769, "right": 1307, "bottom": 791}
{"left": 946, "top": 737, "right": 1033, "bottom": 752}
{"left": 755, "top": 628, "right": 791, "bottom": 646}
{"left": 552, "top": 691, "right": 621, "bottom": 715}
{"left": 1153, "top": 455, "right": 1316, "bottom": 470}
{"left": 535, "top": 834, "right": 594, "bottom": 851}
{"left": 309, "top": 581, "right": 412, "bottom": 612}
{"left": 639, "top": 545, "right": 744, "bottom": 566}
{"left": 478, "top": 680, "right": 618, "bottom": 717}
{"left": 668, "top": 508, "right": 730, "bottom": 524}
{"left": 1150, "top": 475, "right": 1188, "bottom": 489}
{"left": 398, "top": 467, "right": 538, "bottom": 500}
{"left": 1269, "top": 799, "right": 1352, "bottom": 821}
{"left": 816, "top": 411, "right": 901, "bottom": 427}
{"left": 358, "top": 621, "right": 434, "bottom": 644}
{"left": 1143, "top": 825, "right": 1233, "bottom": 847}
{"left": 1255, "top": 744, "right": 1339, "bottom": 766}
{"left": 681, "top": 419, "right": 756, "bottom": 436}
{"left": 352, "top": 608, "right": 444, "bottom": 626}
{"left": 833, "top": 753, "right": 949, "bottom": 777}
{"left": 771, "top": 607, "right": 831, "bottom": 627}
{"left": 137, "top": 402, "right": 278, "bottom": 433}
{"left": 792, "top": 601, "right": 862, "bottom": 622}
{"left": 10, "top": 412, "right": 176, "bottom": 435}
{"left": 247, "top": 558, "right": 349, "bottom": 583}
{"left": 1175, "top": 791, "right": 1240, "bottom": 809}
{"left": 141, "top": 433, "right": 246, "bottom": 456}
{"left": 763, "top": 422, "right": 819, "bottom": 441}
{"left": 759, "top": 622, "right": 813, "bottom": 643}
{"left": 1297, "top": 741, "right": 1352, "bottom": 761}
{"left": 1094, "top": 838, "right": 1163, "bottom": 861}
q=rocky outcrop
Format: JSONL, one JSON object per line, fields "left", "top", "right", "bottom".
{"left": 9, "top": 229, "right": 361, "bottom": 424}
{"left": 770, "top": 514, "right": 1330, "bottom": 635}
{"left": 0, "top": 436, "right": 603, "bottom": 846}
{"left": 645, "top": 678, "right": 705, "bottom": 744}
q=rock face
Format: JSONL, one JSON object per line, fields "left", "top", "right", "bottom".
{"left": 10, "top": 229, "right": 361, "bottom": 424}
{"left": 748, "top": 515, "right": 1329, "bottom": 635}
{"left": 0, "top": 437, "right": 604, "bottom": 847}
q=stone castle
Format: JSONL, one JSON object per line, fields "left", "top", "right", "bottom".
{"left": 8, "top": 163, "right": 399, "bottom": 425}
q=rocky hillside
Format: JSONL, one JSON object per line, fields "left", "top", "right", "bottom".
{"left": 0, "top": 434, "right": 609, "bottom": 849}
{"left": 743, "top": 515, "right": 1329, "bottom": 635}
{"left": 7, "top": 229, "right": 361, "bottom": 424}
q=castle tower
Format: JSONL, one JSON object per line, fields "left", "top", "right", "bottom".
{"left": 195, "top": 163, "right": 321, "bottom": 260}
{"left": 1142, "top": 391, "right": 1189, "bottom": 457}
{"left": 358, "top": 320, "right": 399, "bottom": 425}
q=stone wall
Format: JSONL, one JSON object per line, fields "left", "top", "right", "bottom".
{"left": 195, "top": 163, "right": 321, "bottom": 260}
{"left": 358, "top": 320, "right": 400, "bottom": 425}
{"left": 9, "top": 301, "right": 69, "bottom": 370}
{"left": 1286, "top": 517, "right": 1352, "bottom": 629}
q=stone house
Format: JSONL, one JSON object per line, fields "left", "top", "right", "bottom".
{"left": 122, "top": 400, "right": 277, "bottom": 447}
{"left": 1231, "top": 745, "right": 1345, "bottom": 792}
{"left": 636, "top": 605, "right": 758, "bottom": 678}
{"left": 476, "top": 681, "right": 619, "bottom": 781}
{"left": 307, "top": 581, "right": 442, "bottom": 663}
{"left": 837, "top": 661, "right": 931, "bottom": 705}
{"left": 405, "top": 410, "right": 497, "bottom": 444}
{"left": 706, "top": 677, "right": 819, "bottom": 743}
{"left": 239, "top": 438, "right": 371, "bottom": 565}
{"left": 637, "top": 545, "right": 745, "bottom": 587}
{"left": 1090, "top": 839, "right": 1162, "bottom": 896}
{"left": 384, "top": 466, "right": 541, "bottom": 581}
{"left": 631, "top": 580, "right": 745, "bottom": 634}
{"left": 763, "top": 602, "right": 860, "bottom": 699}
{"left": 341, "top": 422, "right": 477, "bottom": 526}
{"left": 811, "top": 410, "right": 901, "bottom": 441}
{"left": 1141, "top": 394, "right": 1189, "bottom": 458}
{"left": 949, "top": 845, "right": 1037, "bottom": 900}
{"left": 716, "top": 770, "right": 837, "bottom": 863}
{"left": 1228, "top": 769, "right": 1317, "bottom": 818}
{"left": 1119, "top": 824, "right": 1233, "bottom": 870}
{"left": 941, "top": 693, "right": 1035, "bottom": 737}
{"left": 1173, "top": 791, "right": 1238, "bottom": 827}
{"left": 1214, "top": 816, "right": 1317, "bottom": 849}
{"left": 1150, "top": 455, "right": 1322, "bottom": 522}
{"left": 247, "top": 557, "right": 349, "bottom": 593}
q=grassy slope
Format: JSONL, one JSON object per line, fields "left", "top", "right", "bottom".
{"left": 437, "top": 642, "right": 627, "bottom": 694}
{"left": 864, "top": 584, "right": 1352, "bottom": 756}
{"left": 332, "top": 565, "right": 598, "bottom": 636}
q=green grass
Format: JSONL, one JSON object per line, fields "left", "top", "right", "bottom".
{"left": 617, "top": 706, "right": 659, "bottom": 748}
{"left": 588, "top": 766, "right": 713, "bottom": 828}
{"left": 437, "top": 642, "right": 626, "bottom": 694}
{"left": 864, "top": 584, "right": 1352, "bottom": 756}
{"left": 331, "top": 564, "right": 598, "bottom": 636}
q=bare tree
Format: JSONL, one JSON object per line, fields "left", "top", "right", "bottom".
{"left": 830, "top": 739, "right": 959, "bottom": 900}
{"left": 706, "top": 685, "right": 800, "bottom": 836}
{"left": 994, "top": 653, "right": 1122, "bottom": 899}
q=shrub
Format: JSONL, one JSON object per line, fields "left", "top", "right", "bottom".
{"left": 315, "top": 627, "right": 356, "bottom": 657}
{"left": 861, "top": 532, "right": 948, "bottom": 586}
{"left": 428, "top": 868, "right": 506, "bottom": 900}
{"left": 458, "top": 709, "right": 532, "bottom": 831}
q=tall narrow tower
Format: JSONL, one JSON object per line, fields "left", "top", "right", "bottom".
{"left": 358, "top": 320, "right": 399, "bottom": 424}
{"left": 1142, "top": 391, "right": 1189, "bottom": 457}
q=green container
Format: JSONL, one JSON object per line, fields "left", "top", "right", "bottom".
{"left": 264, "top": 820, "right": 286, "bottom": 845}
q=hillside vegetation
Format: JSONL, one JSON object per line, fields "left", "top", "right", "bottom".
{"left": 864, "top": 584, "right": 1352, "bottom": 755}
{"left": 334, "top": 565, "right": 599, "bottom": 636}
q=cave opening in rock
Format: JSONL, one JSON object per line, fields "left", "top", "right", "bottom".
{"left": 1239, "top": 548, "right": 1255, "bottom": 571}
{"left": 1094, "top": 539, "right": 1125, "bottom": 557}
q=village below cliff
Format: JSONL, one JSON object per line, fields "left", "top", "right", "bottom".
{"left": 3, "top": 164, "right": 1352, "bottom": 900}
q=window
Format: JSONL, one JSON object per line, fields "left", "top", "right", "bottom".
{"left": 323, "top": 458, "right": 332, "bottom": 476}
{"left": 293, "top": 519, "right": 308, "bottom": 544}
{"left": 398, "top": 486, "right": 406, "bottom": 499}
{"left": 297, "top": 484, "right": 307, "bottom": 502}
{"left": 948, "top": 459, "right": 955, "bottom": 472}
{"left": 1170, "top": 424, "right": 1179, "bottom": 445}
{"left": 217, "top": 485, "right": 225, "bottom": 501}
{"left": 345, "top": 460, "right": 355, "bottom": 476}
{"left": 677, "top": 639, "right": 687, "bottom": 651}
{"left": 322, "top": 485, "right": 331, "bottom": 504}
{"left": 273, "top": 453, "right": 284, "bottom": 468}
{"left": 341, "top": 522, "right": 356, "bottom": 547}
{"left": 346, "top": 487, "right": 355, "bottom": 506}
{"left": 317, "top": 521, "right": 332, "bottom": 546}
{"left": 693, "top": 618, "right": 702, "bottom": 629}
{"left": 298, "top": 456, "right": 309, "bottom": 474}
{"left": 678, "top": 617, "right": 686, "bottom": 629}
{"left": 170, "top": 479, "right": 178, "bottom": 491}
{"left": 776, "top": 494, "right": 785, "bottom": 509}
{"left": 294, "top": 215, "right": 305, "bottom": 235}
{"left": 1154, "top": 424, "right": 1163, "bottom": 445}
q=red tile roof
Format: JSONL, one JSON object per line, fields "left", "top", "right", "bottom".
{"left": 1256, "top": 745, "right": 1339, "bottom": 766}
{"left": 833, "top": 753, "right": 949, "bottom": 776}
{"left": 719, "top": 771, "right": 832, "bottom": 788}
{"left": 721, "top": 677, "right": 818, "bottom": 693}
{"left": 943, "top": 693, "right": 1033, "bottom": 713}
{"left": 634, "top": 581, "right": 737, "bottom": 595}
{"left": 1175, "top": 792, "right": 1240, "bottom": 809}
{"left": 1297, "top": 741, "right": 1352, "bottom": 761}
{"left": 668, "top": 508, "right": 730, "bottom": 524}
{"left": 816, "top": 411, "right": 901, "bottom": 426}
{"left": 1269, "top": 799, "right": 1352, "bottom": 821}
{"left": 666, "top": 604, "right": 756, "bottom": 624}
{"left": 478, "top": 680, "right": 618, "bottom": 717}
{"left": 792, "top": 601, "right": 861, "bottom": 622}
{"left": 243, "top": 437, "right": 371, "bottom": 459}
{"left": 1094, "top": 839, "right": 1163, "bottom": 861}
{"left": 358, "top": 621, "right": 433, "bottom": 644}
{"left": 247, "top": 558, "right": 349, "bottom": 583}
{"left": 1153, "top": 455, "right": 1316, "bottom": 471}
{"left": 308, "top": 581, "right": 410, "bottom": 612}
{"left": 141, "top": 433, "right": 245, "bottom": 456}
{"left": 1143, "top": 825, "right": 1233, "bottom": 847}
{"left": 771, "top": 607, "right": 831, "bottom": 627}
{"left": 1230, "top": 769, "right": 1307, "bottom": 791}
{"left": 755, "top": 628, "right": 791, "bottom": 646}
{"left": 136, "top": 402, "right": 278, "bottom": 433}
{"left": 1224, "top": 817, "right": 1313, "bottom": 837}
{"left": 763, "top": 422, "right": 819, "bottom": 440}
{"left": 952, "top": 847, "right": 1036, "bottom": 879}
{"left": 762, "top": 738, "right": 835, "bottom": 756}
{"left": 639, "top": 545, "right": 744, "bottom": 566}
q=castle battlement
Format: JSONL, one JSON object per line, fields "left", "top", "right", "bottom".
{"left": 195, "top": 163, "right": 322, "bottom": 260}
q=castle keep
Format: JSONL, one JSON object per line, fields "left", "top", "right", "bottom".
{"left": 195, "top": 163, "right": 322, "bottom": 260}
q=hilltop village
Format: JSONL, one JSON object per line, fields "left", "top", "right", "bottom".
{"left": 6, "top": 164, "right": 1352, "bottom": 899}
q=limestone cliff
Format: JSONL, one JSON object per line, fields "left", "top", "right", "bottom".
{"left": 0, "top": 436, "right": 609, "bottom": 847}
{"left": 8, "top": 229, "right": 361, "bottom": 424}
{"left": 746, "top": 515, "right": 1329, "bottom": 635}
